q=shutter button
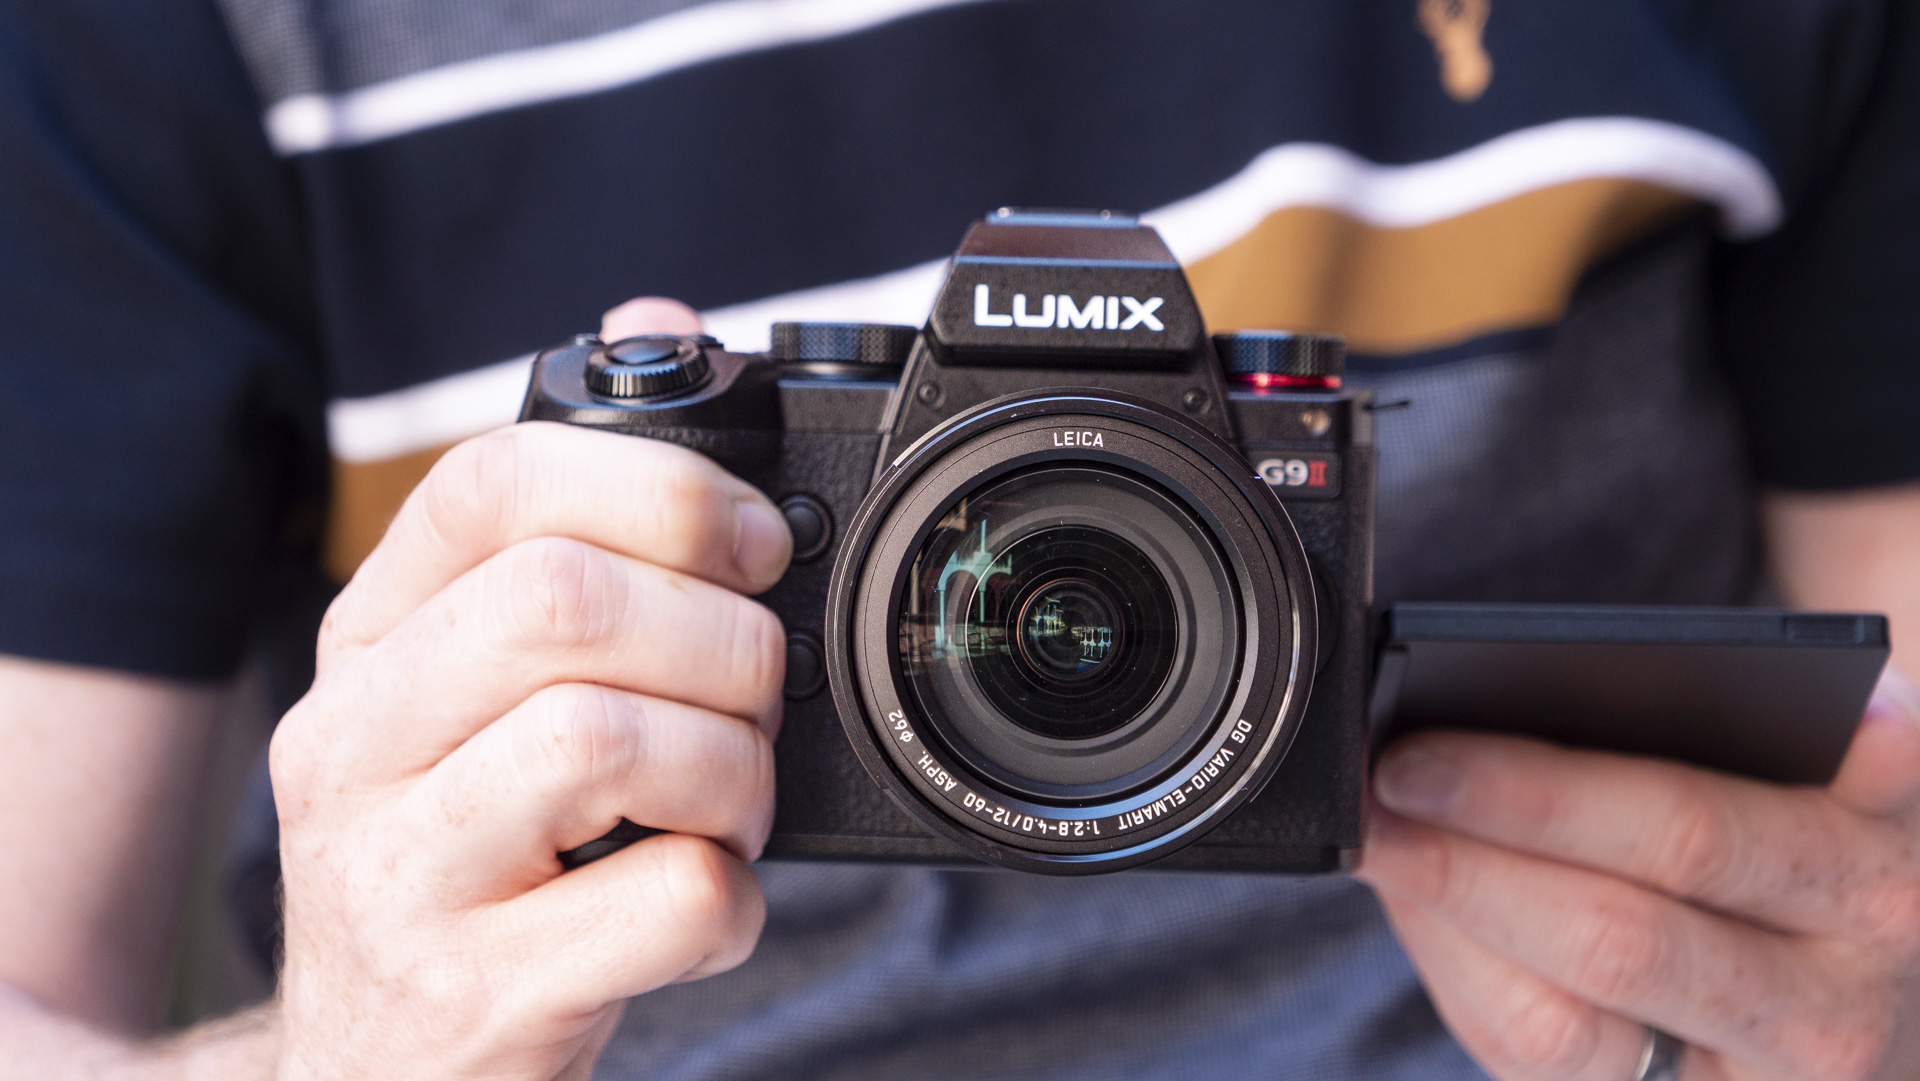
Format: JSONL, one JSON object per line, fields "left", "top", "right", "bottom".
{"left": 586, "top": 335, "right": 712, "bottom": 399}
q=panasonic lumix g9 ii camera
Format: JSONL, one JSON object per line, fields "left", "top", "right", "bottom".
{"left": 521, "top": 209, "right": 1372, "bottom": 875}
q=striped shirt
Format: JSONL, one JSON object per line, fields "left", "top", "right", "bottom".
{"left": 2, "top": 0, "right": 1917, "bottom": 1076}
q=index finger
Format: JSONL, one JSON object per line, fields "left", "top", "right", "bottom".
{"left": 323, "top": 422, "right": 791, "bottom": 659}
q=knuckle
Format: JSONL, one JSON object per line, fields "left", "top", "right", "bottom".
{"left": 267, "top": 717, "right": 316, "bottom": 803}
{"left": 314, "top": 594, "right": 353, "bottom": 662}
{"left": 636, "top": 443, "right": 728, "bottom": 565}
{"left": 518, "top": 684, "right": 644, "bottom": 790}
{"left": 424, "top": 426, "right": 530, "bottom": 543}
{"left": 391, "top": 939, "right": 497, "bottom": 1032}
{"left": 1853, "top": 875, "right": 1920, "bottom": 962}
{"left": 1567, "top": 898, "right": 1671, "bottom": 1007}
{"left": 654, "top": 836, "right": 745, "bottom": 926}
{"left": 267, "top": 688, "right": 344, "bottom": 809}
{"left": 699, "top": 882, "right": 767, "bottom": 976}
{"left": 646, "top": 442, "right": 719, "bottom": 513}
{"left": 1494, "top": 982, "right": 1602, "bottom": 1077}
{"left": 420, "top": 428, "right": 510, "bottom": 537}
{"left": 1649, "top": 795, "right": 1742, "bottom": 899}
{"left": 493, "top": 536, "right": 624, "bottom": 654}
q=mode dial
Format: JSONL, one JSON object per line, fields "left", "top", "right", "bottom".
{"left": 1214, "top": 331, "right": 1346, "bottom": 385}
{"left": 587, "top": 335, "right": 712, "bottom": 399}
{"left": 769, "top": 322, "right": 916, "bottom": 368}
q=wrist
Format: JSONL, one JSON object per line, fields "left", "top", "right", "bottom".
{"left": 0, "top": 983, "right": 280, "bottom": 1081}
{"left": 147, "top": 1004, "right": 280, "bottom": 1081}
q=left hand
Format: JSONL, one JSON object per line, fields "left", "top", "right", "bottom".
{"left": 1359, "top": 669, "right": 1920, "bottom": 1081}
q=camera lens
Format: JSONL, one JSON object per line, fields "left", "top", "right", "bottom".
{"left": 832, "top": 397, "right": 1315, "bottom": 873}
{"left": 897, "top": 465, "right": 1236, "bottom": 800}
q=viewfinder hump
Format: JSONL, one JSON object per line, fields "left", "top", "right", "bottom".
{"left": 926, "top": 209, "right": 1205, "bottom": 367}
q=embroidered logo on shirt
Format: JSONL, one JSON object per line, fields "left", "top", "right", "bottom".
{"left": 1418, "top": 0, "right": 1493, "bottom": 102}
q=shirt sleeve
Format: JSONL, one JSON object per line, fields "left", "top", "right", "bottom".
{"left": 0, "top": 0, "right": 323, "bottom": 679}
{"left": 1715, "top": 0, "right": 1920, "bottom": 491}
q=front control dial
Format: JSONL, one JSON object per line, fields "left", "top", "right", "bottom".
{"left": 769, "top": 322, "right": 916, "bottom": 368}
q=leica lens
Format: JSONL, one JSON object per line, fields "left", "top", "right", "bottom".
{"left": 832, "top": 398, "right": 1313, "bottom": 872}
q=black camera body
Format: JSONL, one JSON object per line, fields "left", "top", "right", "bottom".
{"left": 522, "top": 210, "right": 1373, "bottom": 874}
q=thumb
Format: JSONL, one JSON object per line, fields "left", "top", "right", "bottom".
{"left": 1829, "top": 666, "right": 1920, "bottom": 817}
{"left": 601, "top": 296, "right": 703, "bottom": 340}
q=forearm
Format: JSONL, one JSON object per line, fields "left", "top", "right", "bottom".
{"left": 1763, "top": 479, "right": 1920, "bottom": 674}
{"left": 0, "top": 984, "right": 278, "bottom": 1081}
{"left": 0, "top": 656, "right": 223, "bottom": 1031}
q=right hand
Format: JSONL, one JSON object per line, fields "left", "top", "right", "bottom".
{"left": 271, "top": 299, "right": 792, "bottom": 1081}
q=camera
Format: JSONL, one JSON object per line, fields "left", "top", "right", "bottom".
{"left": 521, "top": 208, "right": 1372, "bottom": 875}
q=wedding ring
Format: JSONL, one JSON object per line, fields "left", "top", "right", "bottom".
{"left": 1631, "top": 1026, "right": 1685, "bottom": 1081}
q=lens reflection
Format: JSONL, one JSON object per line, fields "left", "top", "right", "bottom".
{"left": 898, "top": 469, "right": 1190, "bottom": 744}
{"left": 895, "top": 464, "right": 1241, "bottom": 798}
{"left": 1018, "top": 580, "right": 1118, "bottom": 682}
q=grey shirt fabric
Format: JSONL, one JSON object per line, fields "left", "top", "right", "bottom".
{"left": 1361, "top": 229, "right": 1756, "bottom": 608}
{"left": 601, "top": 869, "right": 1473, "bottom": 1080}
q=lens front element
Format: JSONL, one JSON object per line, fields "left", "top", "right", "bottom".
{"left": 1017, "top": 576, "right": 1124, "bottom": 686}
{"left": 935, "top": 519, "right": 1177, "bottom": 742}
{"left": 898, "top": 467, "right": 1237, "bottom": 800}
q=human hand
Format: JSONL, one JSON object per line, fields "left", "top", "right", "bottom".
{"left": 1359, "top": 669, "right": 1920, "bottom": 1081}
{"left": 271, "top": 299, "right": 791, "bottom": 1081}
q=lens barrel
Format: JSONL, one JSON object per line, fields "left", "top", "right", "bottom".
{"left": 826, "top": 393, "right": 1318, "bottom": 874}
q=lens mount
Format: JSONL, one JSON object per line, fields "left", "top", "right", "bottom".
{"left": 826, "top": 392, "right": 1318, "bottom": 874}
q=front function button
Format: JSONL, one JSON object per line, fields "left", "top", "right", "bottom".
{"left": 780, "top": 494, "right": 835, "bottom": 562}
{"left": 586, "top": 335, "right": 712, "bottom": 399}
{"left": 783, "top": 633, "right": 827, "bottom": 700}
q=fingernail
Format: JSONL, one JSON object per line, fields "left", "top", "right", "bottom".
{"left": 1374, "top": 746, "right": 1464, "bottom": 819}
{"left": 734, "top": 499, "right": 790, "bottom": 585}
{"left": 1354, "top": 810, "right": 1413, "bottom": 879}
{"left": 1868, "top": 668, "right": 1920, "bottom": 729}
